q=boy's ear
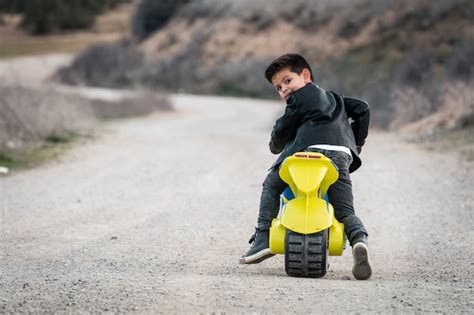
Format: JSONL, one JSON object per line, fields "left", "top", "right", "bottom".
{"left": 302, "top": 68, "right": 312, "bottom": 83}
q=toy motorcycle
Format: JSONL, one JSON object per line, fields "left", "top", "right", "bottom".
{"left": 269, "top": 151, "right": 346, "bottom": 278}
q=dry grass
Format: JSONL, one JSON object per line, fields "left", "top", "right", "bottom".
{"left": 396, "top": 81, "right": 474, "bottom": 161}
{"left": 0, "top": 132, "right": 83, "bottom": 170}
{"left": 0, "top": 84, "right": 96, "bottom": 150}
{"left": 0, "top": 83, "right": 172, "bottom": 169}
{"left": 404, "top": 125, "right": 474, "bottom": 162}
{"left": 398, "top": 81, "right": 474, "bottom": 133}
{"left": 0, "top": 32, "right": 124, "bottom": 58}
{"left": 90, "top": 92, "right": 172, "bottom": 119}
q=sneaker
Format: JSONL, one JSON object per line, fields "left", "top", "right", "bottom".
{"left": 351, "top": 235, "right": 372, "bottom": 280}
{"left": 239, "top": 228, "right": 275, "bottom": 264}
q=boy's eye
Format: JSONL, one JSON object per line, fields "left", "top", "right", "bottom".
{"left": 276, "top": 86, "right": 282, "bottom": 91}
{"left": 285, "top": 78, "right": 291, "bottom": 84}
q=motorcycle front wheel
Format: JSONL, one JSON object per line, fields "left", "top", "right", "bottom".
{"left": 284, "top": 229, "right": 329, "bottom": 278}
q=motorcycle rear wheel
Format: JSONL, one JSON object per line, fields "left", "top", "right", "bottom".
{"left": 284, "top": 229, "right": 329, "bottom": 278}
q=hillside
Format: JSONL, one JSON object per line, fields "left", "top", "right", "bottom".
{"left": 56, "top": 0, "right": 473, "bottom": 129}
{"left": 0, "top": 0, "right": 138, "bottom": 58}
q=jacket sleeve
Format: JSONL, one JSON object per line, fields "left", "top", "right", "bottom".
{"left": 269, "top": 95, "right": 302, "bottom": 154}
{"left": 344, "top": 97, "right": 370, "bottom": 146}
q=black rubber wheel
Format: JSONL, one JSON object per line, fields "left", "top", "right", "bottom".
{"left": 284, "top": 229, "right": 329, "bottom": 278}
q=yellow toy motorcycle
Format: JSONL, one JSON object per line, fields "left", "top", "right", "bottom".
{"left": 269, "top": 151, "right": 346, "bottom": 278}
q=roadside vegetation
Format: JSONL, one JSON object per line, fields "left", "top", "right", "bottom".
{"left": 0, "top": 83, "right": 172, "bottom": 171}
{"left": 0, "top": 131, "right": 81, "bottom": 170}
{"left": 411, "top": 125, "right": 474, "bottom": 162}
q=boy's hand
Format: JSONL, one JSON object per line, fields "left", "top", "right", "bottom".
{"left": 356, "top": 145, "right": 363, "bottom": 154}
{"left": 269, "top": 140, "right": 282, "bottom": 154}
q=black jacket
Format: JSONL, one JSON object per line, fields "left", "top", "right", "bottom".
{"left": 269, "top": 83, "right": 370, "bottom": 173}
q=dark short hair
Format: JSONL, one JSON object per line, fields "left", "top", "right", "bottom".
{"left": 264, "top": 53, "right": 314, "bottom": 83}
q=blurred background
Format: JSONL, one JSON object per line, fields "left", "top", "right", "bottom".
{"left": 0, "top": 0, "right": 473, "bottom": 168}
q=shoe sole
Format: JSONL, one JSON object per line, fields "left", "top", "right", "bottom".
{"left": 352, "top": 243, "right": 372, "bottom": 280}
{"left": 239, "top": 248, "right": 275, "bottom": 264}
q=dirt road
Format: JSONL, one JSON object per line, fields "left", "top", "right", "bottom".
{"left": 1, "top": 94, "right": 472, "bottom": 313}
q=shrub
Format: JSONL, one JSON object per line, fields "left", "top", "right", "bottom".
{"left": 0, "top": 0, "right": 128, "bottom": 34}
{"left": 393, "top": 51, "right": 433, "bottom": 87}
{"left": 55, "top": 40, "right": 145, "bottom": 87}
{"left": 0, "top": 0, "right": 27, "bottom": 13}
{"left": 132, "top": 0, "right": 190, "bottom": 41}
{"left": 216, "top": 58, "right": 274, "bottom": 98}
{"left": 0, "top": 84, "right": 96, "bottom": 150}
{"left": 445, "top": 44, "right": 474, "bottom": 81}
{"left": 389, "top": 87, "right": 433, "bottom": 129}
{"left": 0, "top": 83, "right": 172, "bottom": 152}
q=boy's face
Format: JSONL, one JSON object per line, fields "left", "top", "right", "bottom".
{"left": 271, "top": 68, "right": 312, "bottom": 101}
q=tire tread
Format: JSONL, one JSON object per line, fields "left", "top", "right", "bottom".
{"left": 284, "top": 229, "right": 328, "bottom": 278}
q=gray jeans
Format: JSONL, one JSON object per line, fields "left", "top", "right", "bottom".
{"left": 257, "top": 149, "right": 368, "bottom": 245}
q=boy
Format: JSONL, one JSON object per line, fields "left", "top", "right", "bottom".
{"left": 239, "top": 53, "right": 372, "bottom": 280}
